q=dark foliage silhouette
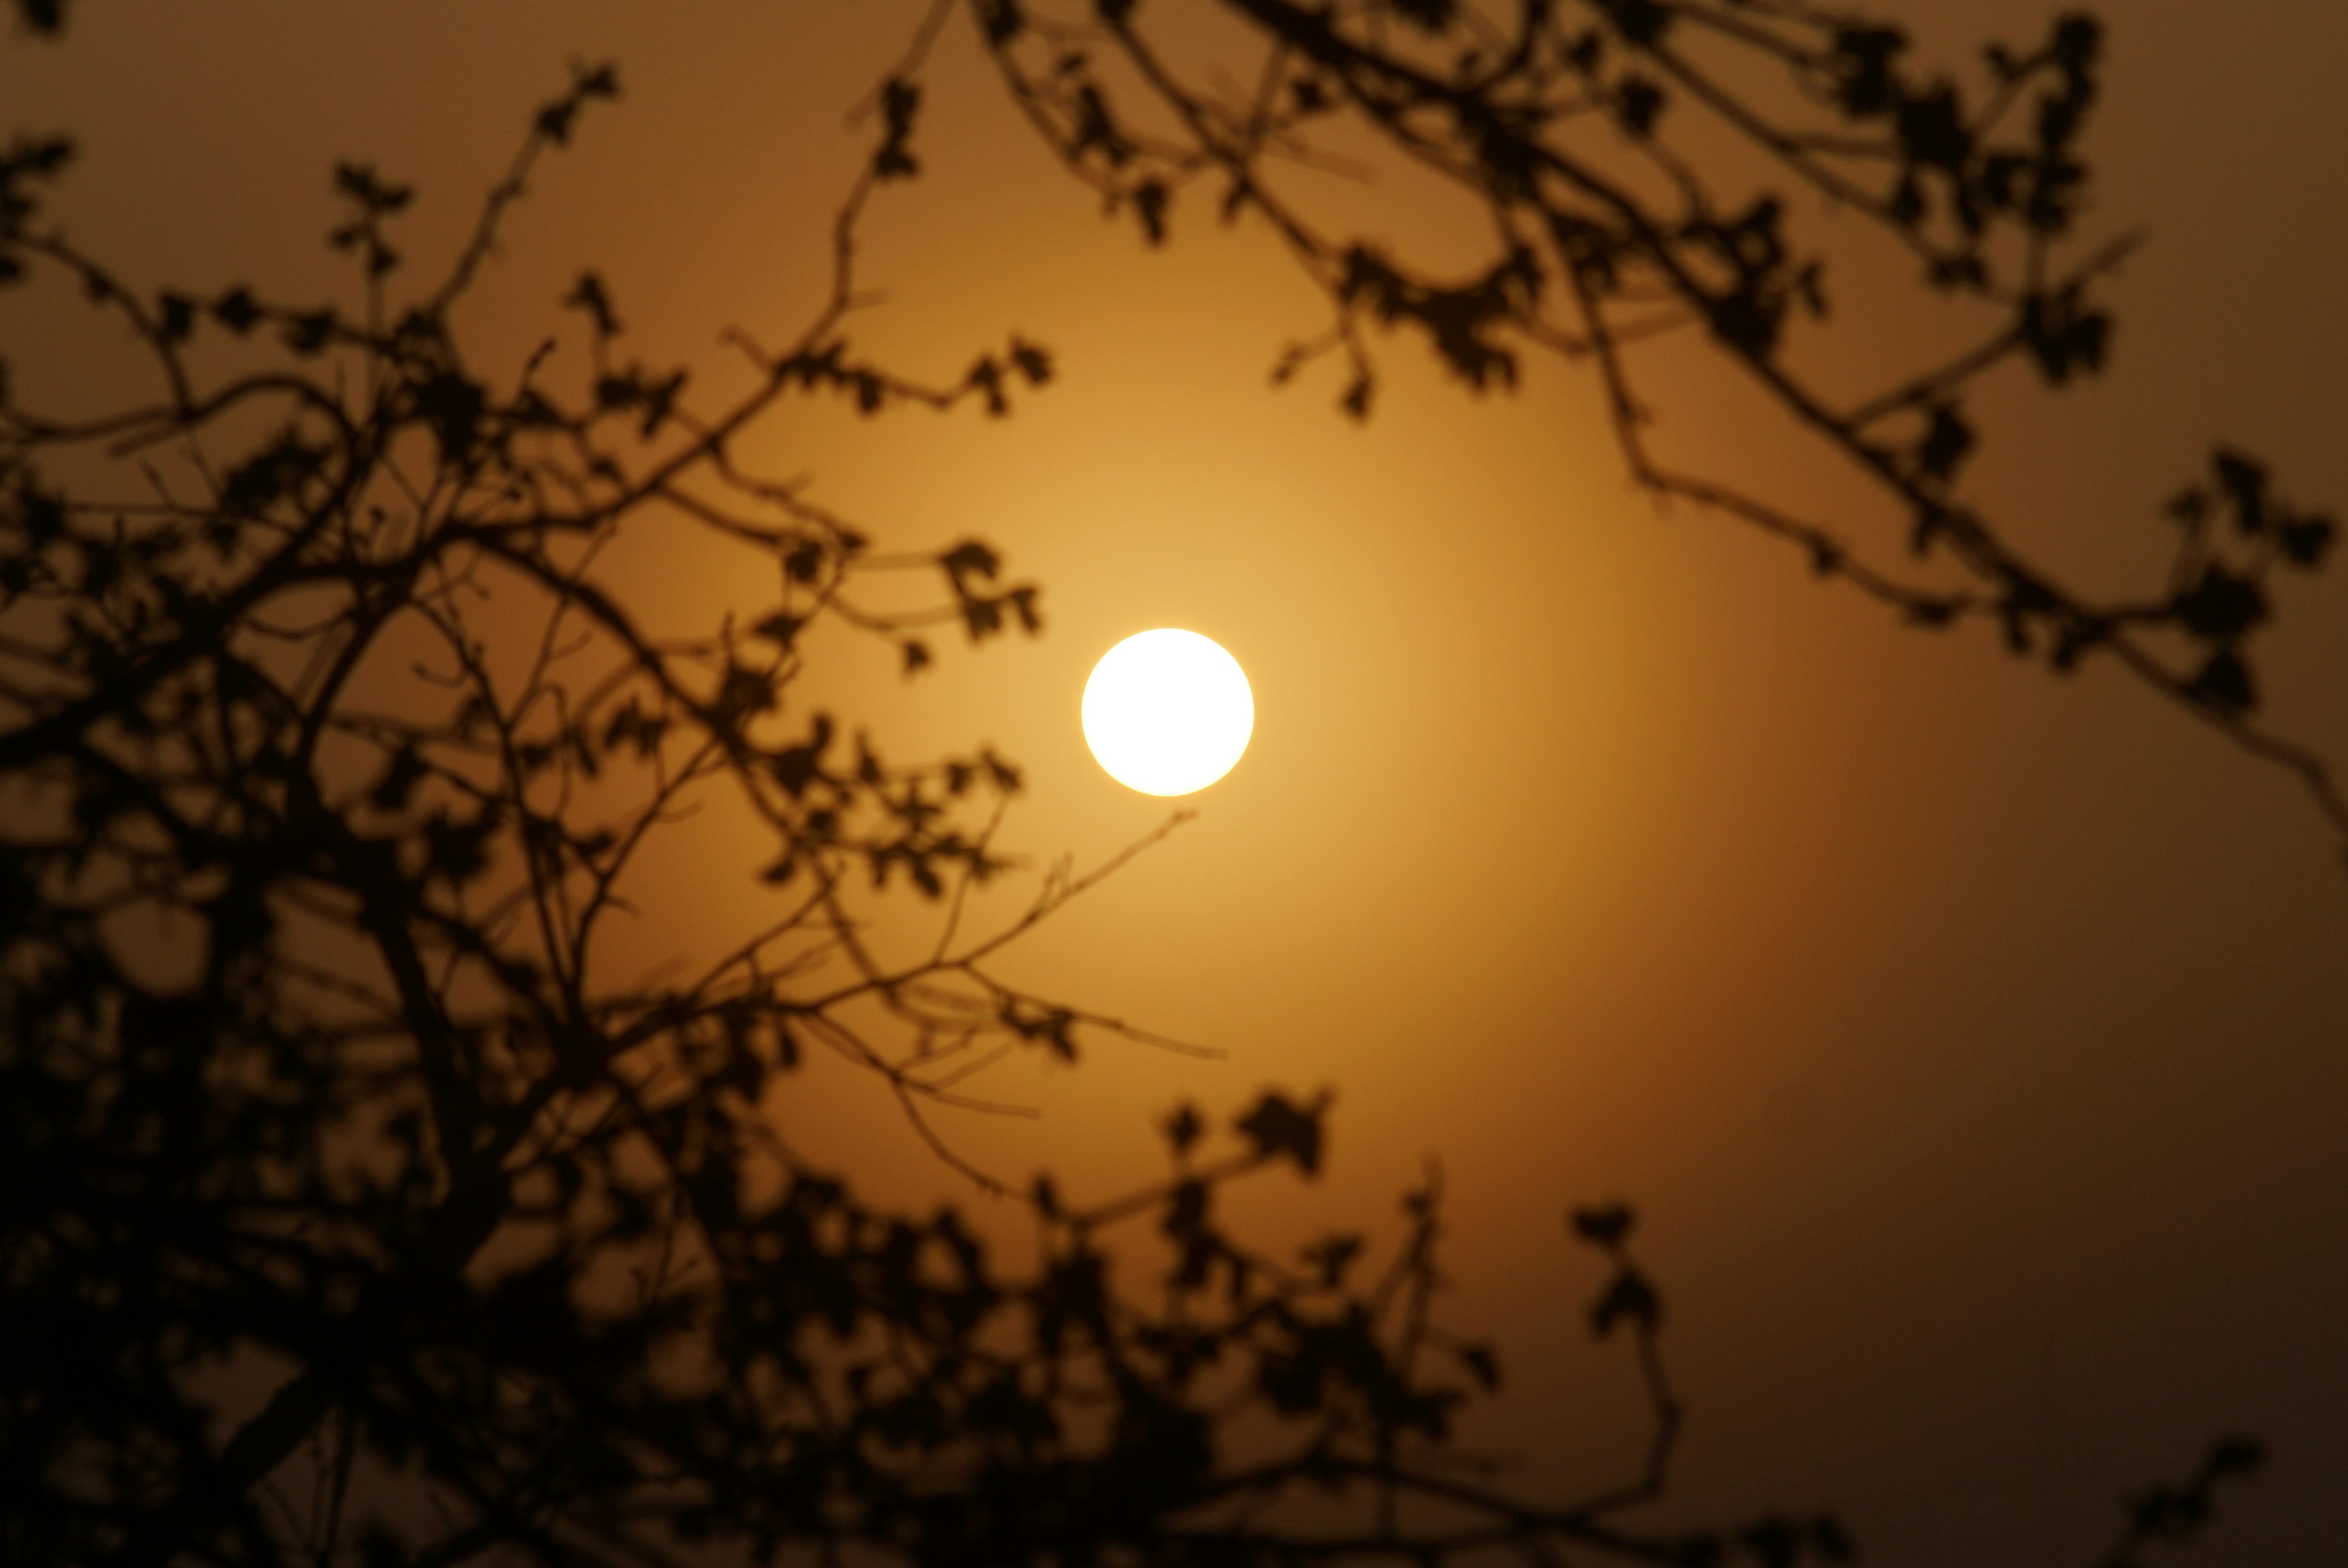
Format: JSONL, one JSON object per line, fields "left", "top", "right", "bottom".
{"left": 0, "top": 55, "right": 1785, "bottom": 1568}
{"left": 0, "top": 4, "right": 2288, "bottom": 1566}
{"left": 948, "top": 0, "right": 2344, "bottom": 853}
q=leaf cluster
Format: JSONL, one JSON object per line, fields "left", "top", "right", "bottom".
{"left": 0, "top": 12, "right": 2284, "bottom": 1566}
{"left": 0, "top": 50, "right": 1787, "bottom": 1568}
{"left": 964, "top": 0, "right": 2345, "bottom": 852}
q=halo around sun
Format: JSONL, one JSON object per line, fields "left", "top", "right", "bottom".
{"left": 1081, "top": 630, "right": 1254, "bottom": 797}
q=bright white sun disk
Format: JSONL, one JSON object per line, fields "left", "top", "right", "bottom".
{"left": 1081, "top": 630, "right": 1253, "bottom": 796}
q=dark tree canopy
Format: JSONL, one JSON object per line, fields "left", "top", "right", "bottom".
{"left": 0, "top": 2, "right": 2312, "bottom": 1566}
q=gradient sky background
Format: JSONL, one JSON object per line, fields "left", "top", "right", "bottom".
{"left": 7, "top": 2, "right": 2347, "bottom": 1561}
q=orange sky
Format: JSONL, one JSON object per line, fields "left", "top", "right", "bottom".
{"left": 7, "top": 2, "right": 2347, "bottom": 1561}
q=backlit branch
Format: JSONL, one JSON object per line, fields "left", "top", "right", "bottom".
{"left": 964, "top": 0, "right": 2346, "bottom": 855}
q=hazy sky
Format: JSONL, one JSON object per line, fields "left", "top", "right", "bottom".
{"left": 7, "top": 2, "right": 2346, "bottom": 1561}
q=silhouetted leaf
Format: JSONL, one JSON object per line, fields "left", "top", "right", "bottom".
{"left": 11, "top": 0, "right": 68, "bottom": 35}
{"left": 1915, "top": 402, "right": 1974, "bottom": 482}
{"left": 369, "top": 743, "right": 427, "bottom": 812}
{"left": 1590, "top": 1265, "right": 1661, "bottom": 1337}
{"left": 1832, "top": 25, "right": 1907, "bottom": 115}
{"left": 1298, "top": 1232, "right": 1362, "bottom": 1286}
{"left": 1393, "top": 0, "right": 1455, "bottom": 34}
{"left": 413, "top": 370, "right": 487, "bottom": 466}
{"left": 424, "top": 808, "right": 497, "bottom": 885}
{"left": 2020, "top": 288, "right": 2109, "bottom": 383}
{"left": 357, "top": 1525, "right": 412, "bottom": 1568}
{"left": 1134, "top": 179, "right": 1170, "bottom": 245}
{"left": 283, "top": 309, "right": 336, "bottom": 355}
{"left": 1895, "top": 84, "right": 1970, "bottom": 170}
{"left": 2213, "top": 447, "right": 2269, "bottom": 533}
{"left": 1009, "top": 335, "right": 1053, "bottom": 385}
{"left": 1741, "top": 1515, "right": 1801, "bottom": 1568}
{"left": 1236, "top": 1092, "right": 1324, "bottom": 1176}
{"left": 565, "top": 270, "right": 622, "bottom": 336}
{"left": 940, "top": 540, "right": 999, "bottom": 582}
{"left": 978, "top": 0, "right": 1024, "bottom": 44}
{"left": 1903, "top": 596, "right": 1963, "bottom": 628}
{"left": 212, "top": 286, "right": 262, "bottom": 334}
{"left": 2206, "top": 1435, "right": 2265, "bottom": 1477}
{"left": 1164, "top": 1101, "right": 1203, "bottom": 1155}
{"left": 1617, "top": 76, "right": 1666, "bottom": 137}
{"left": 752, "top": 610, "right": 804, "bottom": 647}
{"left": 1571, "top": 1202, "right": 1635, "bottom": 1248}
{"left": 2173, "top": 565, "right": 2267, "bottom": 642}
{"left": 2278, "top": 513, "right": 2336, "bottom": 569}
{"left": 1597, "top": 0, "right": 1671, "bottom": 46}
{"left": 2185, "top": 649, "right": 2256, "bottom": 716}
{"left": 157, "top": 290, "right": 195, "bottom": 343}
{"left": 875, "top": 78, "right": 922, "bottom": 180}
{"left": 770, "top": 715, "right": 833, "bottom": 796}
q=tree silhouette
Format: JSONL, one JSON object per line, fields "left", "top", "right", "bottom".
{"left": 0, "top": 4, "right": 2295, "bottom": 1566}
{"left": 953, "top": 0, "right": 2344, "bottom": 853}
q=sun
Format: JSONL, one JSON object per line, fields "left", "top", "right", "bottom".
{"left": 1081, "top": 630, "right": 1255, "bottom": 797}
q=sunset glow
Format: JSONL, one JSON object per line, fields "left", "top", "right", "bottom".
{"left": 9, "top": 4, "right": 2345, "bottom": 1558}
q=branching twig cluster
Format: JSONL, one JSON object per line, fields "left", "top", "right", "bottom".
{"left": 0, "top": 7, "right": 2278, "bottom": 1565}
{"left": 961, "top": 0, "right": 2344, "bottom": 851}
{"left": 0, "top": 53, "right": 1775, "bottom": 1568}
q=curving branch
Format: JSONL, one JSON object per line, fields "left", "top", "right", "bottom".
{"left": 0, "top": 20, "right": 2273, "bottom": 1568}
{"left": 959, "top": 0, "right": 2346, "bottom": 858}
